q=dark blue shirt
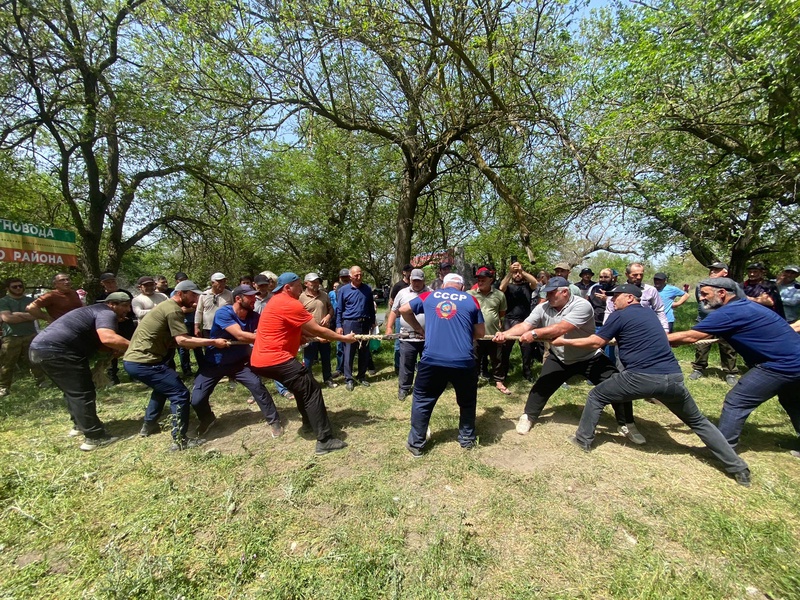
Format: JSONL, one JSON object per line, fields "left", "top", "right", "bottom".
{"left": 693, "top": 298, "right": 800, "bottom": 375}
{"left": 30, "top": 304, "right": 119, "bottom": 357}
{"left": 410, "top": 289, "right": 484, "bottom": 369}
{"left": 597, "top": 304, "right": 679, "bottom": 374}
{"left": 205, "top": 305, "right": 259, "bottom": 366}
{"left": 336, "top": 283, "right": 376, "bottom": 328}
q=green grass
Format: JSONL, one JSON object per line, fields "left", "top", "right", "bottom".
{"left": 1, "top": 320, "right": 799, "bottom": 599}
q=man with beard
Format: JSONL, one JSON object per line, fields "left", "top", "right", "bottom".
{"left": 588, "top": 268, "right": 618, "bottom": 363}
{"left": 96, "top": 272, "right": 136, "bottom": 384}
{"left": 195, "top": 273, "right": 233, "bottom": 337}
{"left": 132, "top": 276, "right": 168, "bottom": 321}
{"left": 554, "top": 284, "right": 751, "bottom": 487}
{"left": 0, "top": 278, "right": 47, "bottom": 395}
{"left": 669, "top": 278, "right": 800, "bottom": 452}
{"left": 190, "top": 285, "right": 283, "bottom": 438}
{"left": 498, "top": 261, "right": 538, "bottom": 382}
{"left": 493, "top": 276, "right": 643, "bottom": 444}
{"left": 250, "top": 273, "right": 357, "bottom": 455}
{"left": 469, "top": 266, "right": 509, "bottom": 394}
{"left": 604, "top": 262, "right": 668, "bottom": 332}
{"left": 124, "top": 280, "right": 230, "bottom": 451}
{"left": 385, "top": 269, "right": 431, "bottom": 401}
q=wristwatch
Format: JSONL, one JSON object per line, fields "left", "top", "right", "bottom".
{"left": 531, "top": 330, "right": 538, "bottom": 340}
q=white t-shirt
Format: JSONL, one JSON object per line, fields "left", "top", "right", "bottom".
{"left": 392, "top": 285, "right": 431, "bottom": 341}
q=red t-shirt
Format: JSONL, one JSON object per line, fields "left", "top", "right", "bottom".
{"left": 251, "top": 292, "right": 312, "bottom": 368}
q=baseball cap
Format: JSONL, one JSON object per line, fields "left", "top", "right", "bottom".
{"left": 99, "top": 272, "right": 116, "bottom": 281}
{"left": 746, "top": 262, "right": 765, "bottom": 270}
{"left": 136, "top": 276, "right": 155, "bottom": 285}
{"left": 439, "top": 261, "right": 452, "bottom": 269}
{"left": 442, "top": 273, "right": 464, "bottom": 286}
{"left": 698, "top": 277, "right": 739, "bottom": 292}
{"left": 232, "top": 284, "right": 258, "bottom": 298}
{"left": 410, "top": 269, "right": 425, "bottom": 281}
{"left": 339, "top": 268, "right": 351, "bottom": 278}
{"left": 707, "top": 262, "right": 728, "bottom": 271}
{"left": 174, "top": 280, "right": 201, "bottom": 293}
{"left": 98, "top": 291, "right": 130, "bottom": 303}
{"left": 210, "top": 272, "right": 227, "bottom": 281}
{"left": 274, "top": 272, "right": 300, "bottom": 292}
{"left": 174, "top": 271, "right": 188, "bottom": 281}
{"left": 253, "top": 274, "right": 269, "bottom": 285}
{"left": 783, "top": 265, "right": 800, "bottom": 274}
{"left": 475, "top": 267, "right": 494, "bottom": 278}
{"left": 554, "top": 262, "right": 571, "bottom": 271}
{"left": 543, "top": 276, "right": 570, "bottom": 292}
{"left": 653, "top": 272, "right": 667, "bottom": 280}
{"left": 304, "top": 272, "right": 322, "bottom": 282}
{"left": 610, "top": 283, "right": 642, "bottom": 298}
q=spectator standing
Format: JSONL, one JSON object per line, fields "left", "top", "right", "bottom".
{"left": 0, "top": 278, "right": 46, "bottom": 395}
{"left": 653, "top": 272, "right": 688, "bottom": 332}
{"left": 336, "top": 266, "right": 376, "bottom": 391}
{"left": 743, "top": 262, "right": 784, "bottom": 318}
{"left": 26, "top": 272, "right": 82, "bottom": 322}
{"left": 299, "top": 273, "right": 338, "bottom": 388}
{"left": 194, "top": 273, "right": 233, "bottom": 337}
{"left": 775, "top": 265, "right": 800, "bottom": 322}
{"left": 469, "top": 266, "right": 509, "bottom": 394}
{"left": 131, "top": 276, "right": 168, "bottom": 321}
{"left": 498, "top": 261, "right": 538, "bottom": 382}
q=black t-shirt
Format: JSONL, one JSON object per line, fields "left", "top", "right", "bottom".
{"left": 504, "top": 282, "right": 534, "bottom": 321}
{"left": 30, "top": 304, "right": 119, "bottom": 356}
{"left": 389, "top": 280, "right": 409, "bottom": 303}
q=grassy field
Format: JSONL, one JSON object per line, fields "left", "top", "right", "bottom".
{"left": 1, "top": 303, "right": 799, "bottom": 599}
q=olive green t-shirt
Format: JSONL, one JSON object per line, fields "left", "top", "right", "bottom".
{"left": 123, "top": 299, "right": 187, "bottom": 364}
{"left": 467, "top": 288, "right": 507, "bottom": 335}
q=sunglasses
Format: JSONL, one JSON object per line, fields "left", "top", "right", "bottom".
{"left": 9, "top": 284, "right": 23, "bottom": 289}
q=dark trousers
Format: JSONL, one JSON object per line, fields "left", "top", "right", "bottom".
{"left": 123, "top": 360, "right": 190, "bottom": 441}
{"left": 303, "top": 341, "right": 333, "bottom": 382}
{"left": 342, "top": 319, "right": 371, "bottom": 382}
{"left": 692, "top": 338, "right": 737, "bottom": 375}
{"left": 191, "top": 360, "right": 279, "bottom": 424}
{"left": 178, "top": 317, "right": 204, "bottom": 374}
{"left": 251, "top": 359, "right": 333, "bottom": 442}
{"left": 717, "top": 365, "right": 800, "bottom": 447}
{"left": 30, "top": 347, "right": 105, "bottom": 438}
{"left": 408, "top": 362, "right": 477, "bottom": 449}
{"left": 475, "top": 339, "right": 503, "bottom": 381}
{"left": 500, "top": 319, "right": 535, "bottom": 380}
{"left": 524, "top": 352, "right": 634, "bottom": 425}
{"left": 398, "top": 341, "right": 424, "bottom": 395}
{"left": 575, "top": 370, "right": 748, "bottom": 474}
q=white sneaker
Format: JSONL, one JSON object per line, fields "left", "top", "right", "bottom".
{"left": 68, "top": 428, "right": 81, "bottom": 437}
{"left": 618, "top": 423, "right": 646, "bottom": 445}
{"left": 516, "top": 414, "right": 532, "bottom": 435}
{"left": 426, "top": 427, "right": 432, "bottom": 441}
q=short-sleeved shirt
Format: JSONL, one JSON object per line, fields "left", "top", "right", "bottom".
{"left": 28, "top": 289, "right": 82, "bottom": 321}
{"left": 251, "top": 292, "right": 313, "bottom": 368}
{"left": 0, "top": 294, "right": 37, "bottom": 337}
{"left": 195, "top": 288, "right": 233, "bottom": 330}
{"left": 598, "top": 304, "right": 679, "bottom": 374}
{"left": 504, "top": 282, "right": 534, "bottom": 322}
{"left": 693, "top": 298, "right": 800, "bottom": 375}
{"left": 657, "top": 285, "right": 687, "bottom": 323}
{"left": 30, "top": 304, "right": 118, "bottom": 357}
{"left": 299, "top": 290, "right": 333, "bottom": 326}
{"left": 204, "top": 305, "right": 259, "bottom": 366}
{"left": 467, "top": 288, "right": 507, "bottom": 335}
{"left": 525, "top": 294, "right": 598, "bottom": 364}
{"left": 392, "top": 285, "right": 430, "bottom": 340}
{"left": 389, "top": 280, "right": 409, "bottom": 303}
{"left": 409, "top": 289, "right": 483, "bottom": 369}
{"left": 605, "top": 283, "right": 668, "bottom": 331}
{"left": 124, "top": 300, "right": 188, "bottom": 364}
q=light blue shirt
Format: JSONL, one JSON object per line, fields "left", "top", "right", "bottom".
{"left": 777, "top": 282, "right": 800, "bottom": 322}
{"left": 658, "top": 284, "right": 687, "bottom": 323}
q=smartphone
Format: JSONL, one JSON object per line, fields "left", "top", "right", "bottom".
{"left": 510, "top": 255, "right": 518, "bottom": 263}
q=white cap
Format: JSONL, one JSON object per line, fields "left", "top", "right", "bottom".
{"left": 442, "top": 273, "right": 464, "bottom": 286}
{"left": 210, "top": 272, "right": 226, "bottom": 281}
{"left": 304, "top": 272, "right": 322, "bottom": 282}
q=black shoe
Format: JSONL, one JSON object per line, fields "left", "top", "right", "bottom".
{"left": 106, "top": 371, "right": 120, "bottom": 386}
{"left": 734, "top": 469, "right": 751, "bottom": 487}
{"left": 406, "top": 443, "right": 423, "bottom": 458}
{"left": 197, "top": 414, "right": 217, "bottom": 437}
{"left": 346, "top": 381, "right": 355, "bottom": 391}
{"left": 139, "top": 421, "right": 161, "bottom": 437}
{"left": 568, "top": 435, "right": 591, "bottom": 452}
{"left": 331, "top": 371, "right": 342, "bottom": 379}
{"left": 315, "top": 438, "right": 347, "bottom": 455}
{"left": 398, "top": 389, "right": 409, "bottom": 401}
{"left": 358, "top": 379, "right": 370, "bottom": 387}
{"left": 461, "top": 441, "right": 476, "bottom": 450}
{"left": 169, "top": 437, "right": 206, "bottom": 452}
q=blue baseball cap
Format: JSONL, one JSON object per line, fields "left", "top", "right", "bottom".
{"left": 273, "top": 272, "right": 300, "bottom": 292}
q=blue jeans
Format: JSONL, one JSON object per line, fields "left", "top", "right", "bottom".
{"left": 718, "top": 365, "right": 800, "bottom": 447}
{"left": 575, "top": 370, "right": 748, "bottom": 474}
{"left": 303, "top": 341, "right": 333, "bottom": 382}
{"left": 408, "top": 362, "right": 477, "bottom": 449}
{"left": 191, "top": 360, "right": 279, "bottom": 424}
{"left": 123, "top": 360, "right": 190, "bottom": 441}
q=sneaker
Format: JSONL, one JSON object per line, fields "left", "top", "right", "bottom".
{"left": 280, "top": 390, "right": 296, "bottom": 400}
{"left": 79, "top": 435, "right": 119, "bottom": 451}
{"left": 568, "top": 434, "right": 591, "bottom": 452}
{"left": 169, "top": 437, "right": 205, "bottom": 452}
{"left": 315, "top": 437, "right": 347, "bottom": 455}
{"left": 139, "top": 420, "right": 161, "bottom": 437}
{"left": 269, "top": 421, "right": 284, "bottom": 438}
{"left": 68, "top": 428, "right": 81, "bottom": 437}
{"left": 790, "top": 450, "right": 800, "bottom": 459}
{"left": 516, "top": 414, "right": 533, "bottom": 435}
{"left": 725, "top": 374, "right": 738, "bottom": 386}
{"left": 325, "top": 379, "right": 338, "bottom": 388}
{"left": 346, "top": 381, "right": 355, "bottom": 392}
{"left": 197, "top": 415, "right": 217, "bottom": 437}
{"left": 0, "top": 387, "right": 8, "bottom": 397}
{"left": 398, "top": 389, "right": 409, "bottom": 401}
{"left": 406, "top": 443, "right": 423, "bottom": 458}
{"left": 689, "top": 369, "right": 704, "bottom": 380}
{"left": 426, "top": 426, "right": 432, "bottom": 441}
{"left": 734, "top": 468, "right": 751, "bottom": 487}
{"left": 358, "top": 379, "right": 370, "bottom": 387}
{"left": 618, "top": 423, "right": 647, "bottom": 445}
